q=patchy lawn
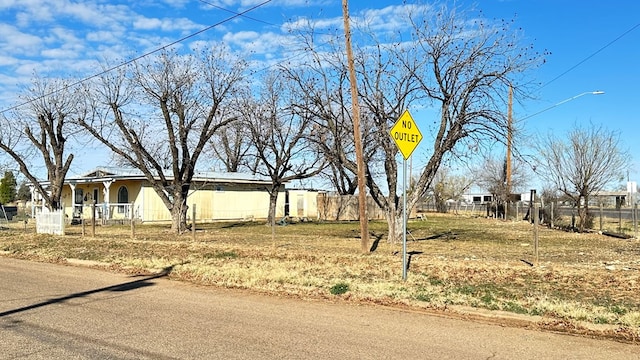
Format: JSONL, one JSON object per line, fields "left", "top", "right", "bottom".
{"left": 1, "top": 213, "right": 639, "bottom": 342}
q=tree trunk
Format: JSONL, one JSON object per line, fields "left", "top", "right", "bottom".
{"left": 170, "top": 194, "right": 189, "bottom": 234}
{"left": 576, "top": 196, "right": 587, "bottom": 232}
{"left": 385, "top": 203, "right": 403, "bottom": 244}
{"left": 267, "top": 190, "right": 279, "bottom": 226}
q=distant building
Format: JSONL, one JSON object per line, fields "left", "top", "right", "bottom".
{"left": 461, "top": 193, "right": 494, "bottom": 204}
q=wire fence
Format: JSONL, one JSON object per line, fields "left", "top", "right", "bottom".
{"left": 417, "top": 200, "right": 639, "bottom": 238}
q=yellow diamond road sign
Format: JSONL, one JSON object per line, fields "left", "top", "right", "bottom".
{"left": 390, "top": 109, "right": 422, "bottom": 160}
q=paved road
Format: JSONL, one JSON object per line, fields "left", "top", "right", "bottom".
{"left": 0, "top": 257, "right": 637, "bottom": 359}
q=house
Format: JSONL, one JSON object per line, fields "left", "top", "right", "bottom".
{"left": 31, "top": 167, "right": 288, "bottom": 223}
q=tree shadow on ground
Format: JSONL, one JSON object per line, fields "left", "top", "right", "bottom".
{"left": 406, "top": 251, "right": 424, "bottom": 271}
{"left": 410, "top": 231, "right": 457, "bottom": 241}
{"left": 0, "top": 263, "right": 183, "bottom": 318}
{"left": 369, "top": 232, "right": 384, "bottom": 252}
{"left": 221, "top": 222, "right": 253, "bottom": 229}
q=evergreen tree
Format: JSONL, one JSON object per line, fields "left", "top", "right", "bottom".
{"left": 0, "top": 171, "right": 17, "bottom": 204}
{"left": 16, "top": 182, "right": 31, "bottom": 202}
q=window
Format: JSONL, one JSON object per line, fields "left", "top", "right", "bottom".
{"left": 74, "top": 189, "right": 84, "bottom": 204}
{"left": 117, "top": 186, "right": 128, "bottom": 213}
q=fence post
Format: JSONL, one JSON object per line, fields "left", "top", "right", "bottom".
{"left": 91, "top": 201, "right": 96, "bottom": 237}
{"left": 634, "top": 203, "right": 638, "bottom": 238}
{"left": 130, "top": 202, "right": 135, "bottom": 239}
{"left": 534, "top": 202, "right": 540, "bottom": 265}
{"left": 192, "top": 204, "right": 196, "bottom": 241}
{"left": 599, "top": 202, "right": 603, "bottom": 232}
{"left": 618, "top": 206, "right": 622, "bottom": 234}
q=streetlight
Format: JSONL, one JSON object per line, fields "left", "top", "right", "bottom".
{"left": 520, "top": 90, "right": 605, "bottom": 121}
{"left": 505, "top": 90, "right": 604, "bottom": 217}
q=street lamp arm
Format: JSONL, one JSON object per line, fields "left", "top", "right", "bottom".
{"left": 520, "top": 90, "right": 604, "bottom": 121}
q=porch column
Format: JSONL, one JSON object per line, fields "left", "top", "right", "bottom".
{"left": 29, "top": 185, "right": 35, "bottom": 218}
{"left": 102, "top": 179, "right": 114, "bottom": 220}
{"left": 69, "top": 183, "right": 76, "bottom": 218}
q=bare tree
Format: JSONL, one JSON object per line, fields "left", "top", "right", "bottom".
{"left": 430, "top": 167, "right": 473, "bottom": 213}
{"left": 78, "top": 47, "right": 247, "bottom": 233}
{"left": 534, "top": 124, "right": 629, "bottom": 232}
{"left": 206, "top": 92, "right": 254, "bottom": 173}
{"left": 280, "top": 33, "right": 369, "bottom": 196}
{"left": 402, "top": 6, "right": 542, "bottom": 241}
{"left": 288, "top": 5, "right": 543, "bottom": 243}
{"left": 209, "top": 120, "right": 253, "bottom": 173}
{"left": 240, "top": 70, "right": 325, "bottom": 226}
{"left": 475, "top": 155, "right": 529, "bottom": 205}
{"left": 0, "top": 77, "right": 82, "bottom": 210}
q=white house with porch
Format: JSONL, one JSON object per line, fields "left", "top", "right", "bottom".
{"left": 31, "top": 167, "right": 288, "bottom": 223}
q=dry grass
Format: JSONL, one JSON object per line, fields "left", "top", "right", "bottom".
{"left": 1, "top": 214, "right": 639, "bottom": 341}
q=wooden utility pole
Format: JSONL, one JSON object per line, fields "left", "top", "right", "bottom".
{"left": 342, "top": 0, "right": 369, "bottom": 253}
{"left": 505, "top": 86, "right": 513, "bottom": 218}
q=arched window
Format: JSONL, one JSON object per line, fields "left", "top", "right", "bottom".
{"left": 117, "top": 186, "right": 129, "bottom": 213}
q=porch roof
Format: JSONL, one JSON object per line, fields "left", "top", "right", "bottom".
{"left": 63, "top": 166, "right": 276, "bottom": 185}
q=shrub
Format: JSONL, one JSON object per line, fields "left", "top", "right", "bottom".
{"left": 330, "top": 282, "right": 349, "bottom": 295}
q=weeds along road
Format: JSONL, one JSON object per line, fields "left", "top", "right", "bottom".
{"left": 0, "top": 257, "right": 637, "bottom": 360}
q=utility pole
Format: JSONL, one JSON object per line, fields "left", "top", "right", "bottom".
{"left": 342, "top": 0, "right": 369, "bottom": 253}
{"left": 506, "top": 86, "right": 513, "bottom": 216}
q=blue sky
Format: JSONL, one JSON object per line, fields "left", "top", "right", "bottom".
{"left": 1, "top": 0, "right": 639, "bottom": 188}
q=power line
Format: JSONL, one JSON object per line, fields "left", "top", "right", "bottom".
{"left": 540, "top": 21, "right": 640, "bottom": 89}
{"left": 198, "top": 0, "right": 277, "bottom": 27}
{"left": 196, "top": 0, "right": 341, "bottom": 77}
{"left": 0, "top": 0, "right": 272, "bottom": 115}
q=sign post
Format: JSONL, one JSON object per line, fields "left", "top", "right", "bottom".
{"left": 390, "top": 109, "right": 423, "bottom": 280}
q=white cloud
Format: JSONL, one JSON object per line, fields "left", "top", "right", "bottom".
{"left": 159, "top": 0, "right": 190, "bottom": 8}
{"left": 222, "top": 30, "right": 294, "bottom": 58}
{"left": 0, "top": 55, "right": 18, "bottom": 67}
{"left": 355, "top": 4, "right": 432, "bottom": 34}
{"left": 196, "top": 0, "right": 320, "bottom": 11}
{"left": 0, "top": 24, "right": 42, "bottom": 55}
{"left": 0, "top": 1, "right": 424, "bottom": 112}
{"left": 283, "top": 16, "right": 343, "bottom": 33}
{"left": 133, "top": 17, "right": 164, "bottom": 30}
{"left": 40, "top": 48, "right": 78, "bottom": 59}
{"left": 133, "top": 15, "right": 202, "bottom": 33}
{"left": 86, "top": 30, "right": 122, "bottom": 44}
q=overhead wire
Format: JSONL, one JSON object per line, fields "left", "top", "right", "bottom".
{"left": 197, "top": 0, "right": 277, "bottom": 27}
{"left": 539, "top": 21, "right": 640, "bottom": 89}
{"left": 196, "top": 0, "right": 342, "bottom": 76}
{"left": 0, "top": 0, "right": 272, "bottom": 115}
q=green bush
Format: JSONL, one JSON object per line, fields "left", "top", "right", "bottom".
{"left": 330, "top": 282, "right": 349, "bottom": 295}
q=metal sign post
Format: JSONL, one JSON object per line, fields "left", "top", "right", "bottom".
{"left": 389, "top": 110, "right": 422, "bottom": 281}
{"left": 402, "top": 158, "right": 408, "bottom": 280}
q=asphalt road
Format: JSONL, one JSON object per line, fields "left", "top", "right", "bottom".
{"left": 0, "top": 257, "right": 638, "bottom": 360}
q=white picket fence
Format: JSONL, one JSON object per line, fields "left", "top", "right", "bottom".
{"left": 35, "top": 210, "right": 65, "bottom": 235}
